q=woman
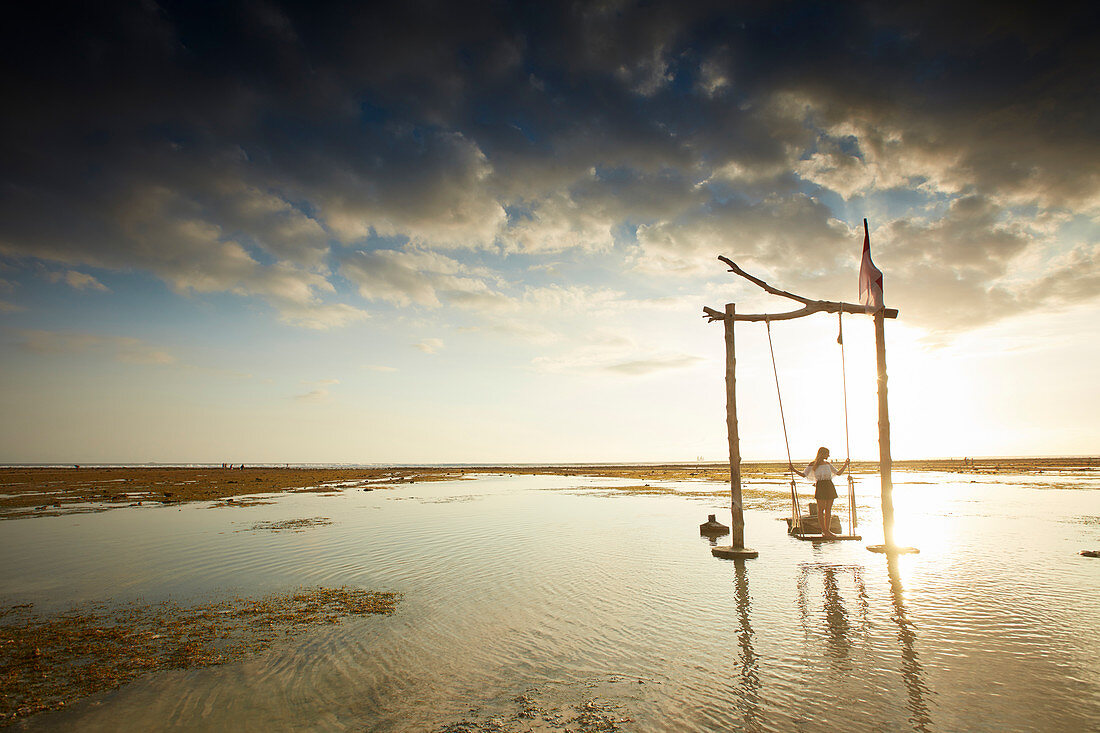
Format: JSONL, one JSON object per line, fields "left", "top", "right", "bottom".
{"left": 791, "top": 447, "right": 849, "bottom": 538}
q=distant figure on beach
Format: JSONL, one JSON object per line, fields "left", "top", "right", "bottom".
{"left": 791, "top": 447, "right": 848, "bottom": 538}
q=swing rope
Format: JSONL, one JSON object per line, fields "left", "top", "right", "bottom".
{"left": 767, "top": 313, "right": 860, "bottom": 538}
{"left": 765, "top": 318, "right": 803, "bottom": 532}
{"left": 838, "top": 313, "right": 857, "bottom": 532}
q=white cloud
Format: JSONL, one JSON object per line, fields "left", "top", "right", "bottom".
{"left": 20, "top": 330, "right": 177, "bottom": 365}
{"left": 603, "top": 355, "right": 706, "bottom": 375}
{"left": 47, "top": 270, "right": 109, "bottom": 292}
{"left": 1, "top": 180, "right": 366, "bottom": 331}
{"left": 532, "top": 330, "right": 705, "bottom": 376}
{"left": 0, "top": 4, "right": 1093, "bottom": 348}
{"left": 116, "top": 341, "right": 176, "bottom": 365}
{"left": 320, "top": 131, "right": 507, "bottom": 247}
{"left": 207, "top": 179, "right": 330, "bottom": 267}
{"left": 499, "top": 192, "right": 616, "bottom": 255}
{"left": 276, "top": 301, "right": 369, "bottom": 330}
{"left": 457, "top": 321, "right": 559, "bottom": 344}
{"left": 634, "top": 194, "right": 851, "bottom": 276}
{"left": 294, "top": 378, "right": 340, "bottom": 402}
{"left": 616, "top": 44, "right": 673, "bottom": 97}
{"left": 788, "top": 114, "right": 968, "bottom": 200}
{"left": 340, "top": 248, "right": 502, "bottom": 308}
{"left": 696, "top": 49, "right": 731, "bottom": 98}
{"left": 414, "top": 338, "right": 444, "bottom": 354}
{"left": 294, "top": 388, "right": 331, "bottom": 402}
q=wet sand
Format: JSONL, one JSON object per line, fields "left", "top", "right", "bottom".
{"left": 0, "top": 467, "right": 461, "bottom": 519}
{"left": 1, "top": 457, "right": 1092, "bottom": 520}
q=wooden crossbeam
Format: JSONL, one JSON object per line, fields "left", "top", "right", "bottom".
{"left": 703, "top": 256, "right": 898, "bottom": 322}
{"left": 703, "top": 303, "right": 898, "bottom": 322}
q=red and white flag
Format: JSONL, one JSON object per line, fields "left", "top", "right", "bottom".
{"left": 858, "top": 218, "right": 883, "bottom": 309}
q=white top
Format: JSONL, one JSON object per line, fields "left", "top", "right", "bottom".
{"left": 803, "top": 462, "right": 841, "bottom": 481}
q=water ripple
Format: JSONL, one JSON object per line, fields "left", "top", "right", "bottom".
{"left": 4, "top": 473, "right": 1099, "bottom": 731}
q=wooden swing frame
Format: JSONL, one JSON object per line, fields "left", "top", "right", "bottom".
{"left": 703, "top": 228, "right": 916, "bottom": 559}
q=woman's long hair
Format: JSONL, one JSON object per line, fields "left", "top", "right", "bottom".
{"left": 808, "top": 446, "right": 830, "bottom": 471}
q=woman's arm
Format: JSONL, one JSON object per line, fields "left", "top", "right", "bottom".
{"left": 788, "top": 463, "right": 811, "bottom": 478}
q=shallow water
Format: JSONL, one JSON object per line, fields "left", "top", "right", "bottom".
{"left": 2, "top": 470, "right": 1099, "bottom": 732}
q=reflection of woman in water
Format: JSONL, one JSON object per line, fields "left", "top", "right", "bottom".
{"left": 791, "top": 447, "right": 848, "bottom": 538}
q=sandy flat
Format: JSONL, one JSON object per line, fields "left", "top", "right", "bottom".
{"left": 0, "top": 467, "right": 450, "bottom": 519}
{"left": 0, "top": 457, "right": 1092, "bottom": 520}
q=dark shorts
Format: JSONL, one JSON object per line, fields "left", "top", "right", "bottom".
{"left": 815, "top": 479, "right": 837, "bottom": 501}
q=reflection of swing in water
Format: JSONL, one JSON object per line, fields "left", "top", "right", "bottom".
{"left": 730, "top": 559, "right": 761, "bottom": 730}
{"left": 886, "top": 555, "right": 933, "bottom": 732}
{"left": 796, "top": 564, "right": 870, "bottom": 661}
{"left": 794, "top": 561, "right": 933, "bottom": 730}
{"left": 764, "top": 314, "right": 861, "bottom": 541}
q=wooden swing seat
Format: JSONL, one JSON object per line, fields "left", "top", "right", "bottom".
{"left": 792, "top": 533, "right": 862, "bottom": 542}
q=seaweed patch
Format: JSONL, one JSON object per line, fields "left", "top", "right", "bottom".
{"left": 241, "top": 516, "right": 334, "bottom": 532}
{"left": 0, "top": 587, "right": 399, "bottom": 725}
{"left": 435, "top": 692, "right": 634, "bottom": 733}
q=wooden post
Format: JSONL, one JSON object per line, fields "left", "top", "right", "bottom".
{"left": 712, "top": 303, "right": 758, "bottom": 559}
{"left": 867, "top": 309, "right": 917, "bottom": 554}
{"left": 726, "top": 303, "right": 745, "bottom": 548}
{"left": 875, "top": 309, "right": 895, "bottom": 548}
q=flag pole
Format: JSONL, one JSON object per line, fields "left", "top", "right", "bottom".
{"left": 871, "top": 306, "right": 896, "bottom": 547}
{"left": 864, "top": 219, "right": 917, "bottom": 555}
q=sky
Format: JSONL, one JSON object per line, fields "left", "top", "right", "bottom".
{"left": 0, "top": 0, "right": 1097, "bottom": 464}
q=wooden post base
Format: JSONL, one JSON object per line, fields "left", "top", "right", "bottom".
{"left": 712, "top": 546, "right": 759, "bottom": 560}
{"left": 866, "top": 544, "right": 920, "bottom": 554}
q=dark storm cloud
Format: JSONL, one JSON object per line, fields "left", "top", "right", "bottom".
{"left": 0, "top": 0, "right": 1096, "bottom": 332}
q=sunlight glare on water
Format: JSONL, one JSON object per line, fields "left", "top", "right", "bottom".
{"left": 1, "top": 470, "right": 1098, "bottom": 732}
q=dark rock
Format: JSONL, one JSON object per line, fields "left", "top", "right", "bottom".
{"left": 700, "top": 514, "right": 730, "bottom": 535}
